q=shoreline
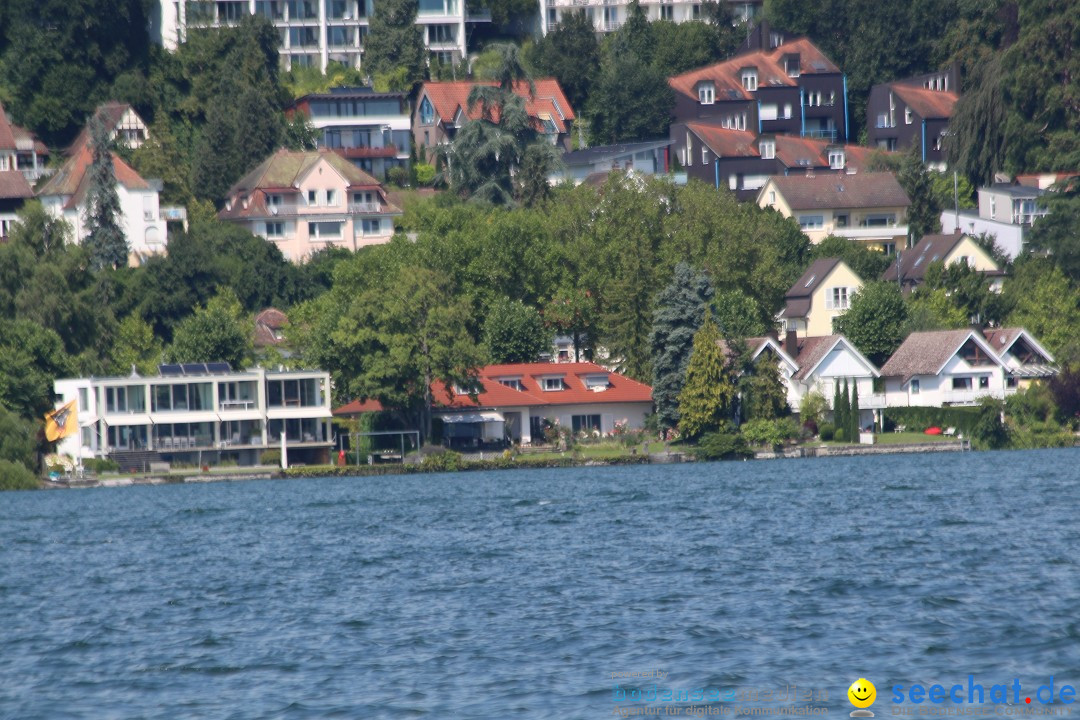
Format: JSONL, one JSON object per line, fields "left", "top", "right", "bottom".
{"left": 37, "top": 440, "right": 972, "bottom": 489}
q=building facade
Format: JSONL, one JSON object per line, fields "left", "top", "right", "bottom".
{"left": 0, "top": 102, "right": 49, "bottom": 184}
{"left": 152, "top": 0, "right": 484, "bottom": 71}
{"left": 287, "top": 87, "right": 411, "bottom": 180}
{"left": 53, "top": 364, "right": 334, "bottom": 467}
{"left": 941, "top": 183, "right": 1050, "bottom": 260}
{"left": 218, "top": 148, "right": 401, "bottom": 261}
{"left": 538, "top": 0, "right": 762, "bottom": 35}
{"left": 668, "top": 37, "right": 849, "bottom": 144}
{"left": 779, "top": 258, "right": 864, "bottom": 337}
{"left": 757, "top": 172, "right": 911, "bottom": 253}
{"left": 866, "top": 67, "right": 958, "bottom": 170}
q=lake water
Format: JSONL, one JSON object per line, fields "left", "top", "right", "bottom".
{"left": 3, "top": 450, "right": 1080, "bottom": 719}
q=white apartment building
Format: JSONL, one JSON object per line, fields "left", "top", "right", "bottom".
{"left": 152, "top": 0, "right": 485, "bottom": 71}
{"left": 538, "top": 0, "right": 760, "bottom": 35}
{"left": 53, "top": 364, "right": 334, "bottom": 467}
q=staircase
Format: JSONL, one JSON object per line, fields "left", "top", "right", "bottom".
{"left": 109, "top": 450, "right": 163, "bottom": 474}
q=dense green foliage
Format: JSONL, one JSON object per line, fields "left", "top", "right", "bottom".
{"left": 677, "top": 313, "right": 738, "bottom": 439}
{"left": 360, "top": 0, "right": 427, "bottom": 90}
{"left": 84, "top": 118, "right": 128, "bottom": 270}
{"left": 649, "top": 263, "right": 713, "bottom": 429}
{"left": 482, "top": 298, "right": 550, "bottom": 363}
{"left": 833, "top": 282, "right": 909, "bottom": 365}
{"left": 741, "top": 356, "right": 788, "bottom": 422}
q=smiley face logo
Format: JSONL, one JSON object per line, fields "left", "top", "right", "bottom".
{"left": 848, "top": 678, "right": 876, "bottom": 716}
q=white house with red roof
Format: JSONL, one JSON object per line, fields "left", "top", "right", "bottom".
{"left": 36, "top": 142, "right": 168, "bottom": 264}
{"left": 412, "top": 79, "right": 575, "bottom": 162}
{"left": 335, "top": 362, "right": 653, "bottom": 447}
{"left": 0, "top": 102, "right": 49, "bottom": 184}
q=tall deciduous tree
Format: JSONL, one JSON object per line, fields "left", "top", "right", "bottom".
{"left": 649, "top": 263, "right": 714, "bottom": 430}
{"left": 833, "top": 282, "right": 908, "bottom": 366}
{"left": 363, "top": 0, "right": 427, "bottom": 90}
{"left": 527, "top": 11, "right": 600, "bottom": 113}
{"left": 677, "top": 312, "right": 737, "bottom": 439}
{"left": 898, "top": 144, "right": 944, "bottom": 243}
{"left": 169, "top": 289, "right": 252, "bottom": 369}
{"left": 483, "top": 298, "right": 551, "bottom": 363}
{"left": 850, "top": 381, "right": 861, "bottom": 438}
{"left": 84, "top": 117, "right": 128, "bottom": 270}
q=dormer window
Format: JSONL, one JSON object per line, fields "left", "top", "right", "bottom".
{"left": 497, "top": 377, "right": 523, "bottom": 391}
{"left": 419, "top": 96, "right": 435, "bottom": 124}
{"left": 785, "top": 55, "right": 800, "bottom": 77}
{"left": 541, "top": 376, "right": 565, "bottom": 391}
{"left": 828, "top": 149, "right": 845, "bottom": 169}
{"left": 759, "top": 139, "right": 775, "bottom": 160}
{"left": 584, "top": 374, "right": 610, "bottom": 390}
{"left": 741, "top": 69, "right": 758, "bottom": 92}
{"left": 698, "top": 83, "right": 715, "bottom": 105}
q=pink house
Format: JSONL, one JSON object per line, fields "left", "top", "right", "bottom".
{"left": 218, "top": 148, "right": 402, "bottom": 262}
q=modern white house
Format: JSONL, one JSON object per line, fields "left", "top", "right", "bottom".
{"left": 538, "top": 0, "right": 761, "bottom": 35}
{"left": 941, "top": 183, "right": 1049, "bottom": 260}
{"left": 52, "top": 364, "right": 334, "bottom": 467}
{"left": 287, "top": 87, "right": 412, "bottom": 180}
{"left": 982, "top": 328, "right": 1057, "bottom": 390}
{"left": 151, "top": 0, "right": 485, "bottom": 71}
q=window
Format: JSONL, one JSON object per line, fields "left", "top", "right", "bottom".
{"left": 267, "top": 194, "right": 282, "bottom": 208}
{"left": 660, "top": 4, "right": 673, "bottom": 20}
{"left": 692, "top": 3, "right": 700, "bottom": 18}
{"left": 542, "top": 377, "right": 565, "bottom": 391}
{"left": 759, "top": 140, "right": 775, "bottom": 159}
{"left": 829, "top": 150, "right": 845, "bottom": 169}
{"left": 361, "top": 218, "right": 382, "bottom": 234}
{"left": 584, "top": 374, "right": 610, "bottom": 390}
{"left": 325, "top": 189, "right": 337, "bottom": 206}
{"left": 265, "top": 221, "right": 284, "bottom": 238}
{"left": 741, "top": 69, "right": 757, "bottom": 91}
{"left": 427, "top": 24, "right": 456, "bottom": 43}
{"left": 498, "top": 378, "right": 523, "bottom": 391}
{"left": 759, "top": 103, "right": 778, "bottom": 121}
{"left": 905, "top": 107, "right": 913, "bottom": 125}
{"left": 701, "top": 147, "right": 708, "bottom": 165}
{"left": 308, "top": 190, "right": 318, "bottom": 206}
{"left": 308, "top": 221, "right": 342, "bottom": 239}
{"left": 990, "top": 196, "right": 996, "bottom": 219}
{"left": 933, "top": 135, "right": 942, "bottom": 151}
{"left": 728, "top": 175, "right": 737, "bottom": 190}
{"left": 572, "top": 414, "right": 602, "bottom": 433}
{"left": 952, "top": 377, "right": 973, "bottom": 391}
{"left": 1007, "top": 377, "right": 1018, "bottom": 389}
{"left": 783, "top": 103, "right": 792, "bottom": 119}
{"left": 698, "top": 83, "right": 714, "bottom": 105}
{"left": 910, "top": 378, "right": 920, "bottom": 395}
{"left": 768, "top": 190, "right": 776, "bottom": 204}
{"left": 785, "top": 57, "right": 800, "bottom": 77}
{"left": 419, "top": 97, "right": 435, "bottom": 125}
{"left": 798, "top": 215, "right": 824, "bottom": 230}
{"left": 805, "top": 91, "right": 822, "bottom": 107}
{"left": 79, "top": 388, "right": 89, "bottom": 411}
{"left": 827, "top": 287, "right": 850, "bottom": 310}
{"left": 979, "top": 376, "right": 990, "bottom": 389}
{"left": 685, "top": 132, "right": 693, "bottom": 165}
{"left": 835, "top": 214, "right": 848, "bottom": 228}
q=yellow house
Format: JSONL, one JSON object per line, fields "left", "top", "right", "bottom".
{"left": 779, "top": 258, "right": 865, "bottom": 337}
{"left": 757, "top": 172, "right": 911, "bottom": 254}
{"left": 882, "top": 232, "right": 1004, "bottom": 292}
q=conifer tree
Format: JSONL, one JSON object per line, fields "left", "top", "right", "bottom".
{"left": 650, "top": 263, "right": 713, "bottom": 430}
{"left": 832, "top": 381, "right": 843, "bottom": 432}
{"left": 841, "top": 380, "right": 851, "bottom": 441}
{"left": 850, "top": 381, "right": 861, "bottom": 439}
{"left": 84, "top": 116, "right": 128, "bottom": 270}
{"left": 676, "top": 311, "right": 737, "bottom": 439}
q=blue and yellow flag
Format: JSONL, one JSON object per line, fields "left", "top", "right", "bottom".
{"left": 44, "top": 400, "right": 78, "bottom": 442}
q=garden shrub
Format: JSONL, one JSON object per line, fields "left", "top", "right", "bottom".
{"left": 818, "top": 423, "right": 835, "bottom": 441}
{"left": 0, "top": 459, "right": 38, "bottom": 490}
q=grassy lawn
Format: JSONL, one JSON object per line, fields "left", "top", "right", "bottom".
{"left": 817, "top": 431, "right": 959, "bottom": 447}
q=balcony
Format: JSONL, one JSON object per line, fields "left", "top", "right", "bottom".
{"left": 942, "top": 389, "right": 1001, "bottom": 405}
{"left": 466, "top": 8, "right": 492, "bottom": 21}
{"left": 602, "top": 20, "right": 622, "bottom": 30}
{"left": 349, "top": 202, "right": 383, "bottom": 214}
{"left": 802, "top": 128, "right": 838, "bottom": 141}
{"left": 827, "top": 392, "right": 886, "bottom": 409}
{"left": 827, "top": 225, "right": 909, "bottom": 242}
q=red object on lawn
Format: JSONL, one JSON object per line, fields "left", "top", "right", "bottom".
{"left": 924, "top": 426, "right": 942, "bottom": 435}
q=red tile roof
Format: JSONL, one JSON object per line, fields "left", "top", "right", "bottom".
{"left": 891, "top": 85, "right": 958, "bottom": 120}
{"left": 36, "top": 142, "right": 150, "bottom": 209}
{"left": 420, "top": 79, "right": 575, "bottom": 133}
{"left": 0, "top": 102, "right": 48, "bottom": 156}
{"left": 669, "top": 37, "right": 840, "bottom": 101}
{"left": 333, "top": 362, "right": 653, "bottom": 415}
{"left": 688, "top": 123, "right": 885, "bottom": 172}
{"left": 66, "top": 102, "right": 139, "bottom": 156}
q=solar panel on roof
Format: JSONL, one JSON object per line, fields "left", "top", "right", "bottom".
{"left": 159, "top": 364, "right": 183, "bottom": 375}
{"left": 206, "top": 362, "right": 232, "bottom": 373}
{"left": 180, "top": 362, "right": 210, "bottom": 375}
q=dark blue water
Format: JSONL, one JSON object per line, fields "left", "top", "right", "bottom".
{"left": 3, "top": 450, "right": 1079, "bottom": 719}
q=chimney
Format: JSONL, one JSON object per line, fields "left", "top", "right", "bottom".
{"left": 785, "top": 329, "right": 798, "bottom": 357}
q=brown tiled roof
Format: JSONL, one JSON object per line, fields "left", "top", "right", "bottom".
{"left": 669, "top": 37, "right": 839, "bottom": 101}
{"left": 791, "top": 335, "right": 842, "bottom": 381}
{"left": 67, "top": 102, "right": 138, "bottom": 156}
{"left": 228, "top": 148, "right": 383, "bottom": 196}
{"left": 688, "top": 123, "right": 883, "bottom": 172}
{"left": 879, "top": 329, "right": 998, "bottom": 382}
{"left": 891, "top": 85, "right": 958, "bottom": 120}
{"left": 254, "top": 308, "right": 288, "bottom": 347}
{"left": 767, "top": 172, "right": 910, "bottom": 211}
{"left": 37, "top": 143, "right": 150, "bottom": 209}
{"left": 420, "top": 79, "right": 575, "bottom": 133}
{"left": 0, "top": 170, "right": 34, "bottom": 200}
{"left": 883, "top": 232, "right": 1002, "bottom": 284}
{"left": 982, "top": 328, "right": 1023, "bottom": 356}
{"left": 786, "top": 258, "right": 842, "bottom": 299}
{"left": 0, "top": 102, "right": 48, "bottom": 156}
